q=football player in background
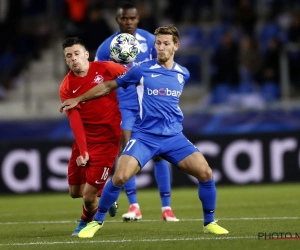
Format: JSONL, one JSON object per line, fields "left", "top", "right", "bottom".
{"left": 95, "top": 2, "right": 178, "bottom": 222}
{"left": 60, "top": 37, "right": 125, "bottom": 236}
{"left": 61, "top": 24, "right": 229, "bottom": 238}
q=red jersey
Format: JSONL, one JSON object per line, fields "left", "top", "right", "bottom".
{"left": 60, "top": 61, "right": 125, "bottom": 154}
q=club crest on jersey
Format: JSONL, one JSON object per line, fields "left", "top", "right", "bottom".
{"left": 93, "top": 75, "right": 104, "bottom": 84}
{"left": 177, "top": 74, "right": 184, "bottom": 84}
{"left": 139, "top": 42, "right": 148, "bottom": 53}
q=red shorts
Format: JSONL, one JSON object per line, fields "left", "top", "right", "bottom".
{"left": 68, "top": 141, "right": 120, "bottom": 190}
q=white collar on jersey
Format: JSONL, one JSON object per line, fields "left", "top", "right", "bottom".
{"left": 149, "top": 62, "right": 184, "bottom": 73}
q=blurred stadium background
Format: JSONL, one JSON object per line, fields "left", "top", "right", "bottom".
{"left": 0, "top": 0, "right": 300, "bottom": 194}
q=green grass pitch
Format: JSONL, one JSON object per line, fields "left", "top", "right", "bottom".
{"left": 0, "top": 183, "right": 299, "bottom": 250}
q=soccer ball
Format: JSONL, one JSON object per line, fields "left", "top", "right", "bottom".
{"left": 110, "top": 33, "right": 140, "bottom": 63}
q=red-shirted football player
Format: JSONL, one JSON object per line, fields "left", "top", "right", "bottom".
{"left": 60, "top": 37, "right": 125, "bottom": 236}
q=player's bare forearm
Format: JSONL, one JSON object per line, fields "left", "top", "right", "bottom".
{"left": 60, "top": 80, "right": 118, "bottom": 112}
{"left": 80, "top": 80, "right": 118, "bottom": 102}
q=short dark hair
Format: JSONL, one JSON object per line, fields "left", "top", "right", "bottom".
{"left": 117, "top": 1, "right": 137, "bottom": 13}
{"left": 62, "top": 37, "right": 87, "bottom": 50}
{"left": 154, "top": 24, "right": 180, "bottom": 44}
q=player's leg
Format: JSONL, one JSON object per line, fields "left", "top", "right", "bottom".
{"left": 97, "top": 141, "right": 122, "bottom": 218}
{"left": 97, "top": 186, "right": 118, "bottom": 218}
{"left": 79, "top": 133, "right": 155, "bottom": 238}
{"left": 68, "top": 143, "right": 91, "bottom": 236}
{"left": 179, "top": 152, "right": 228, "bottom": 234}
{"left": 69, "top": 184, "right": 84, "bottom": 198}
{"left": 122, "top": 130, "right": 142, "bottom": 220}
{"left": 78, "top": 155, "right": 141, "bottom": 238}
{"left": 120, "top": 109, "right": 143, "bottom": 220}
{"left": 97, "top": 154, "right": 141, "bottom": 220}
{"left": 162, "top": 134, "right": 228, "bottom": 234}
{"left": 70, "top": 182, "right": 100, "bottom": 237}
{"left": 69, "top": 184, "right": 92, "bottom": 236}
{"left": 69, "top": 183, "right": 96, "bottom": 225}
{"left": 152, "top": 156, "right": 178, "bottom": 222}
{"left": 177, "top": 152, "right": 216, "bottom": 224}
{"left": 122, "top": 175, "right": 142, "bottom": 221}
{"left": 179, "top": 154, "right": 229, "bottom": 234}
{"left": 81, "top": 183, "right": 99, "bottom": 221}
{"left": 122, "top": 129, "right": 139, "bottom": 206}
{"left": 70, "top": 188, "right": 91, "bottom": 236}
{"left": 96, "top": 159, "right": 118, "bottom": 217}
{"left": 75, "top": 142, "right": 119, "bottom": 237}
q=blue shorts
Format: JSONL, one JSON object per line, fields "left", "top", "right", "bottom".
{"left": 120, "top": 108, "right": 137, "bottom": 130}
{"left": 121, "top": 132, "right": 199, "bottom": 168}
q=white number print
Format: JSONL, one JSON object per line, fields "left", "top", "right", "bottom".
{"left": 124, "top": 139, "right": 136, "bottom": 151}
{"left": 101, "top": 167, "right": 109, "bottom": 180}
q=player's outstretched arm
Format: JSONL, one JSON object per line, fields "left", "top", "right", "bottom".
{"left": 60, "top": 80, "right": 118, "bottom": 112}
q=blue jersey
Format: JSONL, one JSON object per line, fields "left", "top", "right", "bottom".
{"left": 115, "top": 59, "right": 190, "bottom": 136}
{"left": 95, "top": 29, "right": 156, "bottom": 111}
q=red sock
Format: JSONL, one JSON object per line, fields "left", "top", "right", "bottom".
{"left": 81, "top": 205, "right": 98, "bottom": 222}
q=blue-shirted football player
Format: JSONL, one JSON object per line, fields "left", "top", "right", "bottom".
{"left": 61, "top": 24, "right": 229, "bottom": 238}
{"left": 95, "top": 2, "right": 178, "bottom": 222}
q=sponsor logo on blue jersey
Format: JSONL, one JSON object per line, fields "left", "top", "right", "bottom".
{"left": 147, "top": 87, "right": 182, "bottom": 97}
{"left": 177, "top": 74, "right": 184, "bottom": 84}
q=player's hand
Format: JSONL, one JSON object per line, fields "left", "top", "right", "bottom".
{"left": 76, "top": 151, "right": 89, "bottom": 167}
{"left": 120, "top": 62, "right": 135, "bottom": 70}
{"left": 125, "top": 62, "right": 135, "bottom": 69}
{"left": 60, "top": 98, "right": 80, "bottom": 112}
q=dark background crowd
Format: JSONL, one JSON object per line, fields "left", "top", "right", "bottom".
{"left": 0, "top": 0, "right": 300, "bottom": 105}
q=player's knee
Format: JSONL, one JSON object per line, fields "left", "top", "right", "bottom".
{"left": 82, "top": 195, "right": 96, "bottom": 204}
{"left": 198, "top": 166, "right": 212, "bottom": 182}
{"left": 69, "top": 191, "right": 81, "bottom": 199}
{"left": 112, "top": 174, "right": 128, "bottom": 186}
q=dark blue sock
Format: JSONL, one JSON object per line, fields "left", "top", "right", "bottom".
{"left": 198, "top": 178, "right": 216, "bottom": 226}
{"left": 94, "top": 179, "right": 122, "bottom": 222}
{"left": 154, "top": 160, "right": 171, "bottom": 207}
{"left": 123, "top": 175, "right": 138, "bottom": 204}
